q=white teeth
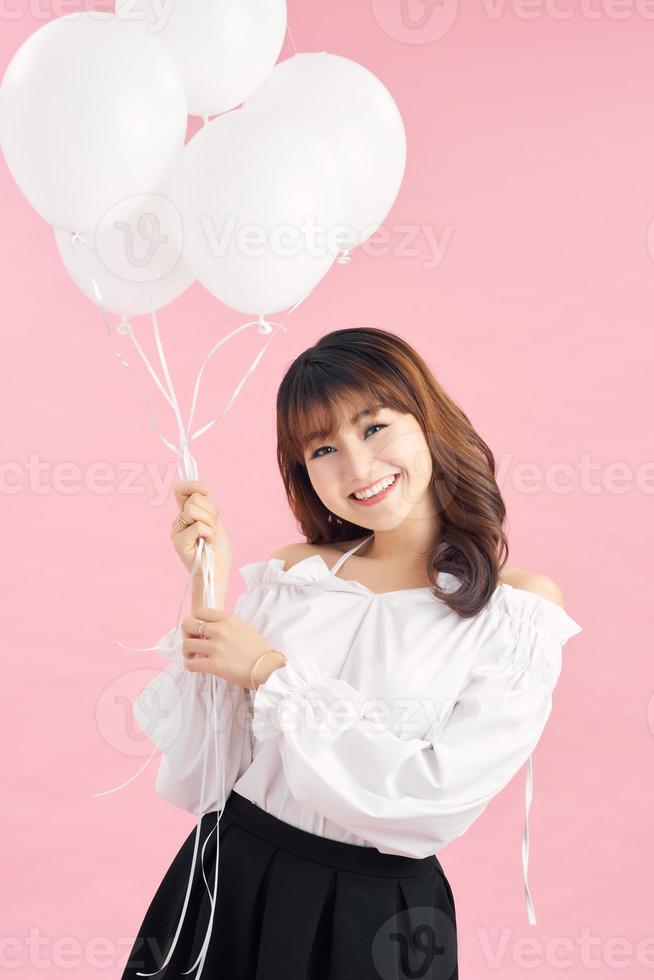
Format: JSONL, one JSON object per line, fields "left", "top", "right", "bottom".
{"left": 353, "top": 473, "right": 398, "bottom": 500}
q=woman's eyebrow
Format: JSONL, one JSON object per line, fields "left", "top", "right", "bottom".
{"left": 305, "top": 405, "right": 384, "bottom": 445}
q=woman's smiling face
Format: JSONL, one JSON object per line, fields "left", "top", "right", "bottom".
{"left": 303, "top": 397, "right": 434, "bottom": 529}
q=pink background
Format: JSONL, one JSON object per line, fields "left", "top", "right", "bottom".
{"left": 1, "top": 2, "right": 651, "bottom": 977}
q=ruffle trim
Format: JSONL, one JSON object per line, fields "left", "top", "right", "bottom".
{"left": 239, "top": 555, "right": 327, "bottom": 591}
{"left": 486, "top": 582, "right": 583, "bottom": 647}
{"left": 238, "top": 553, "right": 461, "bottom": 596}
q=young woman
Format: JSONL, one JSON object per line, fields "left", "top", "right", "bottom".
{"left": 122, "top": 326, "right": 582, "bottom": 980}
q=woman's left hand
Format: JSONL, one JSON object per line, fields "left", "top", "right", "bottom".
{"left": 181, "top": 605, "right": 285, "bottom": 690}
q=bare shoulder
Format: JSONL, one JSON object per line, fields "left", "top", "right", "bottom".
{"left": 267, "top": 537, "right": 363, "bottom": 572}
{"left": 267, "top": 542, "right": 311, "bottom": 571}
{"left": 499, "top": 562, "right": 565, "bottom": 608}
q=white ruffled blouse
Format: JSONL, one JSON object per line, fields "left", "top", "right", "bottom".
{"left": 134, "top": 533, "right": 583, "bottom": 924}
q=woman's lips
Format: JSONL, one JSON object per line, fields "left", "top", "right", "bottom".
{"left": 349, "top": 472, "right": 401, "bottom": 506}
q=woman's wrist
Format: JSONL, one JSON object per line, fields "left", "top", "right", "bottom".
{"left": 251, "top": 650, "right": 287, "bottom": 690}
{"left": 191, "top": 577, "right": 228, "bottom": 618}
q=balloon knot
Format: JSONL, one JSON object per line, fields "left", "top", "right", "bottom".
{"left": 117, "top": 318, "right": 133, "bottom": 336}
{"left": 257, "top": 314, "right": 273, "bottom": 335}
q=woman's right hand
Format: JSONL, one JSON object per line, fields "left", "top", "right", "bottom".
{"left": 171, "top": 481, "right": 233, "bottom": 577}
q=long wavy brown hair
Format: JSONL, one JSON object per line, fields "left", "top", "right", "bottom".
{"left": 275, "top": 326, "right": 509, "bottom": 618}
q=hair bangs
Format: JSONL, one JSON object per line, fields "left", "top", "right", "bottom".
{"left": 283, "top": 368, "right": 398, "bottom": 463}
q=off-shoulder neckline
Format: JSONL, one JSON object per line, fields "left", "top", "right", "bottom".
{"left": 293, "top": 552, "right": 439, "bottom": 598}
{"left": 239, "top": 551, "right": 449, "bottom": 598}
{"left": 238, "top": 550, "right": 583, "bottom": 642}
{"left": 268, "top": 532, "right": 452, "bottom": 599}
{"left": 260, "top": 551, "right": 570, "bottom": 612}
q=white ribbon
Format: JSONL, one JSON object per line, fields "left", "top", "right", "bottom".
{"left": 78, "top": 234, "right": 311, "bottom": 978}
{"left": 523, "top": 753, "right": 537, "bottom": 925}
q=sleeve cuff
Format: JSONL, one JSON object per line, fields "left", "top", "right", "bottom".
{"left": 251, "top": 656, "right": 319, "bottom": 742}
{"left": 251, "top": 656, "right": 369, "bottom": 743}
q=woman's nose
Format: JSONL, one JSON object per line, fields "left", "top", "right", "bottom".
{"left": 341, "top": 457, "right": 379, "bottom": 485}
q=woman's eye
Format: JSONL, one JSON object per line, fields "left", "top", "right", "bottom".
{"left": 310, "top": 423, "right": 387, "bottom": 459}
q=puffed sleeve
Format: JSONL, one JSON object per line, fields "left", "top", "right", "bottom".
{"left": 252, "top": 584, "right": 582, "bottom": 863}
{"left": 132, "top": 588, "right": 258, "bottom": 815}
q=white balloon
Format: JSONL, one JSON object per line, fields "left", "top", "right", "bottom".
{"left": 245, "top": 52, "right": 407, "bottom": 251}
{"left": 171, "top": 106, "right": 346, "bottom": 316}
{"left": 54, "top": 188, "right": 194, "bottom": 318}
{"left": 115, "top": 0, "right": 287, "bottom": 118}
{"left": 0, "top": 12, "right": 187, "bottom": 233}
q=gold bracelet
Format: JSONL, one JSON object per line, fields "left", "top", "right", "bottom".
{"left": 250, "top": 649, "right": 286, "bottom": 691}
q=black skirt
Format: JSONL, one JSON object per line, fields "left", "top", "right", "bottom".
{"left": 121, "top": 789, "right": 458, "bottom": 980}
